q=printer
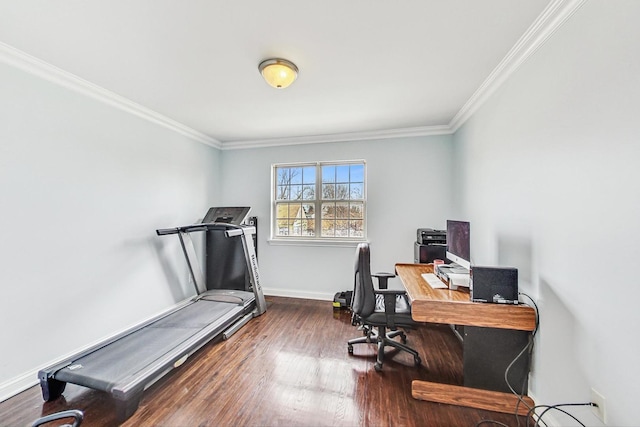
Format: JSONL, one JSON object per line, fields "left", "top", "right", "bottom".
{"left": 414, "top": 228, "right": 447, "bottom": 264}
{"left": 417, "top": 228, "right": 446, "bottom": 245}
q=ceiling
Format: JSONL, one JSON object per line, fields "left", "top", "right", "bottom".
{"left": 0, "top": 0, "right": 563, "bottom": 149}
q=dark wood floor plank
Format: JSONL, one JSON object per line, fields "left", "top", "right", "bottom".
{"left": 0, "top": 296, "right": 531, "bottom": 426}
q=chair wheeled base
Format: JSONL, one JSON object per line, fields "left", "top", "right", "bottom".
{"left": 348, "top": 324, "right": 421, "bottom": 371}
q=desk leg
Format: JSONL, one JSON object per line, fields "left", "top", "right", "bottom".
{"left": 463, "top": 326, "right": 531, "bottom": 393}
{"left": 412, "top": 380, "right": 534, "bottom": 416}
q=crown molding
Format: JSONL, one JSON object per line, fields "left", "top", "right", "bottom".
{"left": 448, "top": 0, "right": 587, "bottom": 132}
{"left": 1, "top": 0, "right": 584, "bottom": 151}
{"left": 222, "top": 0, "right": 586, "bottom": 150}
{"left": 220, "top": 124, "right": 453, "bottom": 150}
{"left": 0, "top": 42, "right": 222, "bottom": 149}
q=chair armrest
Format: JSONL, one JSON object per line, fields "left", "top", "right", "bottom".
{"left": 372, "top": 272, "right": 395, "bottom": 289}
{"left": 32, "top": 410, "right": 84, "bottom": 427}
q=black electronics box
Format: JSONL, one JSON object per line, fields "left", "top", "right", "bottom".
{"left": 417, "top": 228, "right": 446, "bottom": 245}
{"left": 470, "top": 266, "right": 519, "bottom": 304}
{"left": 414, "top": 242, "right": 448, "bottom": 263}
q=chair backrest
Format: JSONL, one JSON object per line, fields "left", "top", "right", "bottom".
{"left": 351, "top": 242, "right": 377, "bottom": 317}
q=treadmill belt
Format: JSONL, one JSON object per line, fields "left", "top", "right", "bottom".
{"left": 55, "top": 299, "right": 242, "bottom": 391}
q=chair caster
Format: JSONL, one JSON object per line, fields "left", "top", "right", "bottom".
{"left": 374, "top": 362, "right": 383, "bottom": 372}
{"left": 401, "top": 333, "right": 407, "bottom": 344}
{"left": 347, "top": 344, "right": 353, "bottom": 354}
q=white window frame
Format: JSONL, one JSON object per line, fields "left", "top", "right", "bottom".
{"left": 269, "top": 160, "right": 367, "bottom": 246}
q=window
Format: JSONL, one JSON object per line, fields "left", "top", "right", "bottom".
{"left": 272, "top": 161, "right": 366, "bottom": 240}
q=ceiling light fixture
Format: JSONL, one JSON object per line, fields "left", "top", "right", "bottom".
{"left": 258, "top": 58, "right": 298, "bottom": 89}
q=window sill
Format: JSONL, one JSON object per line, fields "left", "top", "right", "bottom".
{"left": 267, "top": 238, "right": 366, "bottom": 248}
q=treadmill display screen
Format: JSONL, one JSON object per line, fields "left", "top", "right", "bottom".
{"left": 202, "top": 207, "right": 250, "bottom": 225}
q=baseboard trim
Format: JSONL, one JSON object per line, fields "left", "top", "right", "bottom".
{"left": 0, "top": 372, "right": 39, "bottom": 404}
{"left": 263, "top": 287, "right": 333, "bottom": 302}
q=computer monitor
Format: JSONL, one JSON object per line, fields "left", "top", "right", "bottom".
{"left": 446, "top": 220, "right": 471, "bottom": 270}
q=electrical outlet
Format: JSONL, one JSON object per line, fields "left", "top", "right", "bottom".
{"left": 591, "top": 388, "right": 606, "bottom": 423}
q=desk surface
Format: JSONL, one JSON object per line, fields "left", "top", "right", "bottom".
{"left": 395, "top": 263, "right": 536, "bottom": 331}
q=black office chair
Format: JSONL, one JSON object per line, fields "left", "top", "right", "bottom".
{"left": 347, "top": 242, "right": 421, "bottom": 371}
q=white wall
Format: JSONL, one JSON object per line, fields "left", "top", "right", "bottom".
{"left": 220, "top": 135, "right": 454, "bottom": 299}
{"left": 453, "top": 2, "right": 640, "bottom": 425}
{"left": 0, "top": 60, "right": 222, "bottom": 399}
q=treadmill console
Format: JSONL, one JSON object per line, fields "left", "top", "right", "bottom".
{"left": 202, "top": 207, "right": 250, "bottom": 225}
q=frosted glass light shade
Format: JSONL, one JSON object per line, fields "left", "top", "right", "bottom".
{"left": 259, "top": 58, "right": 298, "bottom": 89}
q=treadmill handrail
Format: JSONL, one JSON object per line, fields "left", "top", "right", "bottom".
{"left": 156, "top": 222, "right": 251, "bottom": 236}
{"left": 156, "top": 222, "right": 256, "bottom": 295}
{"left": 157, "top": 220, "right": 265, "bottom": 314}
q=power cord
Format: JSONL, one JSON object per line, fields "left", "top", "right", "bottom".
{"left": 475, "top": 420, "right": 511, "bottom": 427}
{"left": 511, "top": 292, "right": 540, "bottom": 426}
{"left": 527, "top": 403, "right": 595, "bottom": 427}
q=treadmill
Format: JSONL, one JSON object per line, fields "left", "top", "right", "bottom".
{"left": 38, "top": 207, "right": 266, "bottom": 421}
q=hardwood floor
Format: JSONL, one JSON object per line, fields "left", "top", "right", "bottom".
{"left": 1, "top": 296, "right": 531, "bottom": 426}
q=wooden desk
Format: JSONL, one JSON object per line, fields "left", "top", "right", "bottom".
{"left": 395, "top": 263, "right": 536, "bottom": 416}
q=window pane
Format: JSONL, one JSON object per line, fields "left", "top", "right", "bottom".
{"left": 350, "top": 220, "right": 364, "bottom": 237}
{"left": 301, "top": 219, "right": 315, "bottom": 236}
{"left": 277, "top": 168, "right": 290, "bottom": 185}
{"left": 276, "top": 203, "right": 290, "bottom": 236}
{"left": 289, "top": 203, "right": 302, "bottom": 218}
{"left": 350, "top": 183, "right": 363, "bottom": 199}
{"left": 291, "top": 185, "right": 303, "bottom": 200}
{"left": 350, "top": 164, "right": 364, "bottom": 182}
{"left": 336, "top": 184, "right": 349, "bottom": 200}
{"left": 276, "top": 203, "right": 289, "bottom": 219}
{"left": 350, "top": 203, "right": 363, "bottom": 219}
{"left": 302, "top": 167, "right": 316, "bottom": 184}
{"left": 335, "top": 202, "right": 349, "bottom": 219}
{"left": 321, "top": 219, "right": 335, "bottom": 237}
{"left": 335, "top": 219, "right": 349, "bottom": 237}
{"left": 302, "top": 203, "right": 315, "bottom": 216}
{"left": 321, "top": 202, "right": 335, "bottom": 219}
{"left": 302, "top": 185, "right": 315, "bottom": 200}
{"left": 336, "top": 165, "right": 349, "bottom": 183}
{"left": 322, "top": 183, "right": 335, "bottom": 200}
{"left": 290, "top": 167, "right": 303, "bottom": 185}
{"left": 277, "top": 168, "right": 290, "bottom": 184}
{"left": 322, "top": 165, "right": 335, "bottom": 183}
{"left": 277, "top": 185, "right": 289, "bottom": 200}
{"left": 289, "top": 223, "right": 301, "bottom": 236}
